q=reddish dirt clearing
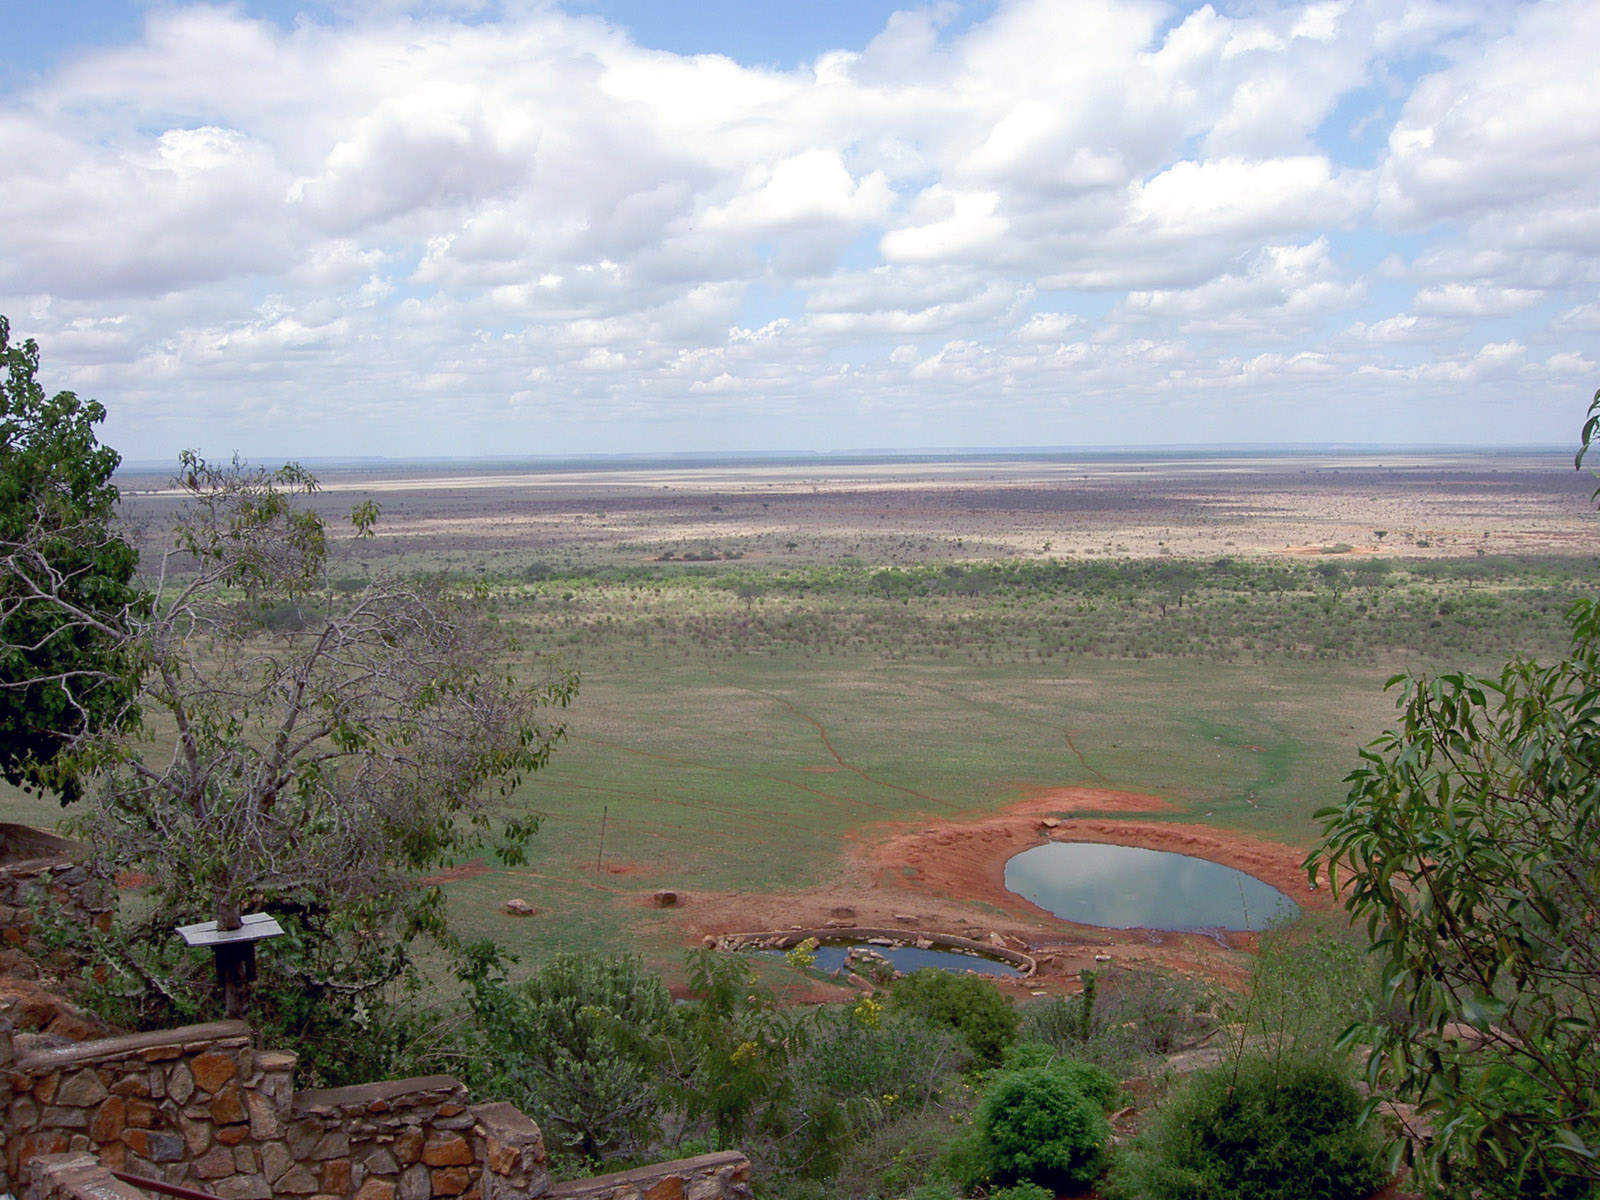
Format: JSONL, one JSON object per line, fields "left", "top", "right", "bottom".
{"left": 672, "top": 788, "right": 1330, "bottom": 993}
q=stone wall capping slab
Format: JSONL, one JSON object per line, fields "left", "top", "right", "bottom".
{"left": 15, "top": 1024, "right": 251, "bottom": 1073}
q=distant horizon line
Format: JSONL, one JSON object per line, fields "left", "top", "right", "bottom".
{"left": 114, "top": 441, "right": 1577, "bottom": 474}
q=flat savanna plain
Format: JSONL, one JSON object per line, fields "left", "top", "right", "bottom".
{"left": 56, "top": 451, "right": 1600, "bottom": 991}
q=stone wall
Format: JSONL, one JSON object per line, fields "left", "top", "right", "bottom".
{"left": 1, "top": 1020, "right": 749, "bottom": 1200}
{"left": 0, "top": 824, "right": 114, "bottom": 950}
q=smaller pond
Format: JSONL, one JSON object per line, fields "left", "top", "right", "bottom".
{"left": 1005, "top": 841, "right": 1298, "bottom": 932}
{"left": 761, "top": 941, "right": 1024, "bottom": 979}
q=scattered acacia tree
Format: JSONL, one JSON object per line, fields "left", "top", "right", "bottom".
{"left": 63, "top": 452, "right": 575, "bottom": 1018}
{"left": 1309, "top": 390, "right": 1600, "bottom": 1197}
{"left": 0, "top": 315, "right": 141, "bottom": 801}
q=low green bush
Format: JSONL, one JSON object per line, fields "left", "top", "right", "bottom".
{"left": 1108, "top": 1056, "right": 1387, "bottom": 1200}
{"left": 975, "top": 1063, "right": 1112, "bottom": 1192}
{"left": 888, "top": 969, "right": 1019, "bottom": 1066}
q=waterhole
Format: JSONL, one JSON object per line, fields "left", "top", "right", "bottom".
{"left": 1005, "top": 841, "right": 1298, "bottom": 931}
{"left": 762, "top": 941, "right": 1023, "bottom": 978}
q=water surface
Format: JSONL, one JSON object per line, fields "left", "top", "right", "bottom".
{"left": 1005, "top": 841, "right": 1297, "bottom": 931}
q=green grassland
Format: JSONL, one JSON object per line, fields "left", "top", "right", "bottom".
{"left": 5, "top": 548, "right": 1593, "bottom": 976}
{"left": 433, "top": 554, "right": 1595, "bottom": 969}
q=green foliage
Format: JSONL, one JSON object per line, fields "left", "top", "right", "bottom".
{"left": 888, "top": 968, "right": 1019, "bottom": 1066}
{"left": 670, "top": 950, "right": 800, "bottom": 1150}
{"left": 460, "top": 947, "right": 673, "bottom": 1165}
{"left": 785, "top": 1007, "right": 969, "bottom": 1177}
{"left": 1020, "top": 967, "right": 1215, "bottom": 1074}
{"left": 0, "top": 314, "right": 140, "bottom": 801}
{"left": 1108, "top": 1057, "right": 1386, "bottom": 1200}
{"left": 973, "top": 1062, "right": 1111, "bottom": 1192}
{"left": 985, "top": 1184, "right": 1053, "bottom": 1200}
{"left": 1241, "top": 929, "right": 1375, "bottom": 1066}
{"left": 996, "top": 1043, "right": 1117, "bottom": 1109}
{"left": 1313, "top": 596, "right": 1600, "bottom": 1196}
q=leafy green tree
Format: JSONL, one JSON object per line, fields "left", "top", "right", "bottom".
{"left": 460, "top": 948, "right": 674, "bottom": 1165}
{"left": 669, "top": 949, "right": 800, "bottom": 1150}
{"left": 0, "top": 315, "right": 140, "bottom": 801}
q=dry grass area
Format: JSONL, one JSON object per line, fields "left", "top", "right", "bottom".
{"left": 118, "top": 450, "right": 1596, "bottom": 571}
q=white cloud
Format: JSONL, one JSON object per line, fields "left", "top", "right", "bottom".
{"left": 1414, "top": 282, "right": 1543, "bottom": 318}
{"left": 0, "top": 0, "right": 1592, "bottom": 456}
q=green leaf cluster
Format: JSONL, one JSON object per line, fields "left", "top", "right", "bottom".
{"left": 0, "top": 315, "right": 140, "bottom": 800}
{"left": 1312, "top": 595, "right": 1600, "bottom": 1196}
{"left": 887, "top": 968, "right": 1020, "bottom": 1066}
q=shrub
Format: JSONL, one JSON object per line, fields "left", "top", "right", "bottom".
{"left": 784, "top": 1008, "right": 969, "bottom": 1177}
{"left": 888, "top": 968, "right": 1019, "bottom": 1065}
{"left": 975, "top": 1064, "right": 1112, "bottom": 1192}
{"left": 461, "top": 948, "right": 673, "bottom": 1166}
{"left": 1109, "top": 1056, "right": 1387, "bottom": 1200}
{"left": 1020, "top": 967, "right": 1215, "bottom": 1074}
{"left": 998, "top": 1042, "right": 1117, "bottom": 1108}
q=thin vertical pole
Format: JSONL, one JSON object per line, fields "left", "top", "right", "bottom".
{"left": 596, "top": 805, "right": 607, "bottom": 873}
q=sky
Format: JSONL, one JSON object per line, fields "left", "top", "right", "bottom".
{"left": 1, "top": 0, "right": 1597, "bottom": 462}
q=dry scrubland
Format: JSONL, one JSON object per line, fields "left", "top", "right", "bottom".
{"left": 32, "top": 451, "right": 1599, "bottom": 989}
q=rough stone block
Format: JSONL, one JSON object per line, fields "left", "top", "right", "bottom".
{"left": 98, "top": 1137, "right": 127, "bottom": 1171}
{"left": 218, "top": 1125, "right": 249, "bottom": 1147}
{"left": 89, "top": 1095, "right": 127, "bottom": 1142}
{"left": 278, "top": 1165, "right": 323, "bottom": 1195}
{"left": 209, "top": 1081, "right": 248, "bottom": 1125}
{"left": 642, "top": 1177, "right": 683, "bottom": 1200}
{"left": 179, "top": 1113, "right": 213, "bottom": 1156}
{"left": 213, "top": 1173, "right": 274, "bottom": 1200}
{"left": 313, "top": 1129, "right": 352, "bottom": 1160}
{"left": 125, "top": 1097, "right": 161, "bottom": 1129}
{"left": 363, "top": 1147, "right": 400, "bottom": 1176}
{"left": 398, "top": 1163, "right": 431, "bottom": 1200}
{"left": 193, "top": 1144, "right": 239, "bottom": 1180}
{"left": 120, "top": 1129, "right": 186, "bottom": 1162}
{"left": 190, "top": 1051, "right": 236, "bottom": 1095}
{"left": 110, "top": 1075, "right": 151, "bottom": 1098}
{"left": 287, "top": 1119, "right": 324, "bottom": 1160}
{"left": 421, "top": 1134, "right": 472, "bottom": 1167}
{"left": 356, "top": 1177, "right": 398, "bottom": 1200}
{"left": 322, "top": 1158, "right": 353, "bottom": 1194}
{"left": 233, "top": 1145, "right": 258, "bottom": 1175}
{"left": 254, "top": 1050, "right": 297, "bottom": 1073}
{"left": 13, "top": 1093, "right": 40, "bottom": 1128}
{"left": 167, "top": 1061, "right": 195, "bottom": 1105}
{"left": 430, "top": 1167, "right": 470, "bottom": 1196}
{"left": 260, "top": 1139, "right": 295, "bottom": 1184}
{"left": 40, "top": 1105, "right": 90, "bottom": 1129}
{"left": 55, "top": 1070, "right": 109, "bottom": 1107}
{"left": 394, "top": 1127, "right": 424, "bottom": 1165}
